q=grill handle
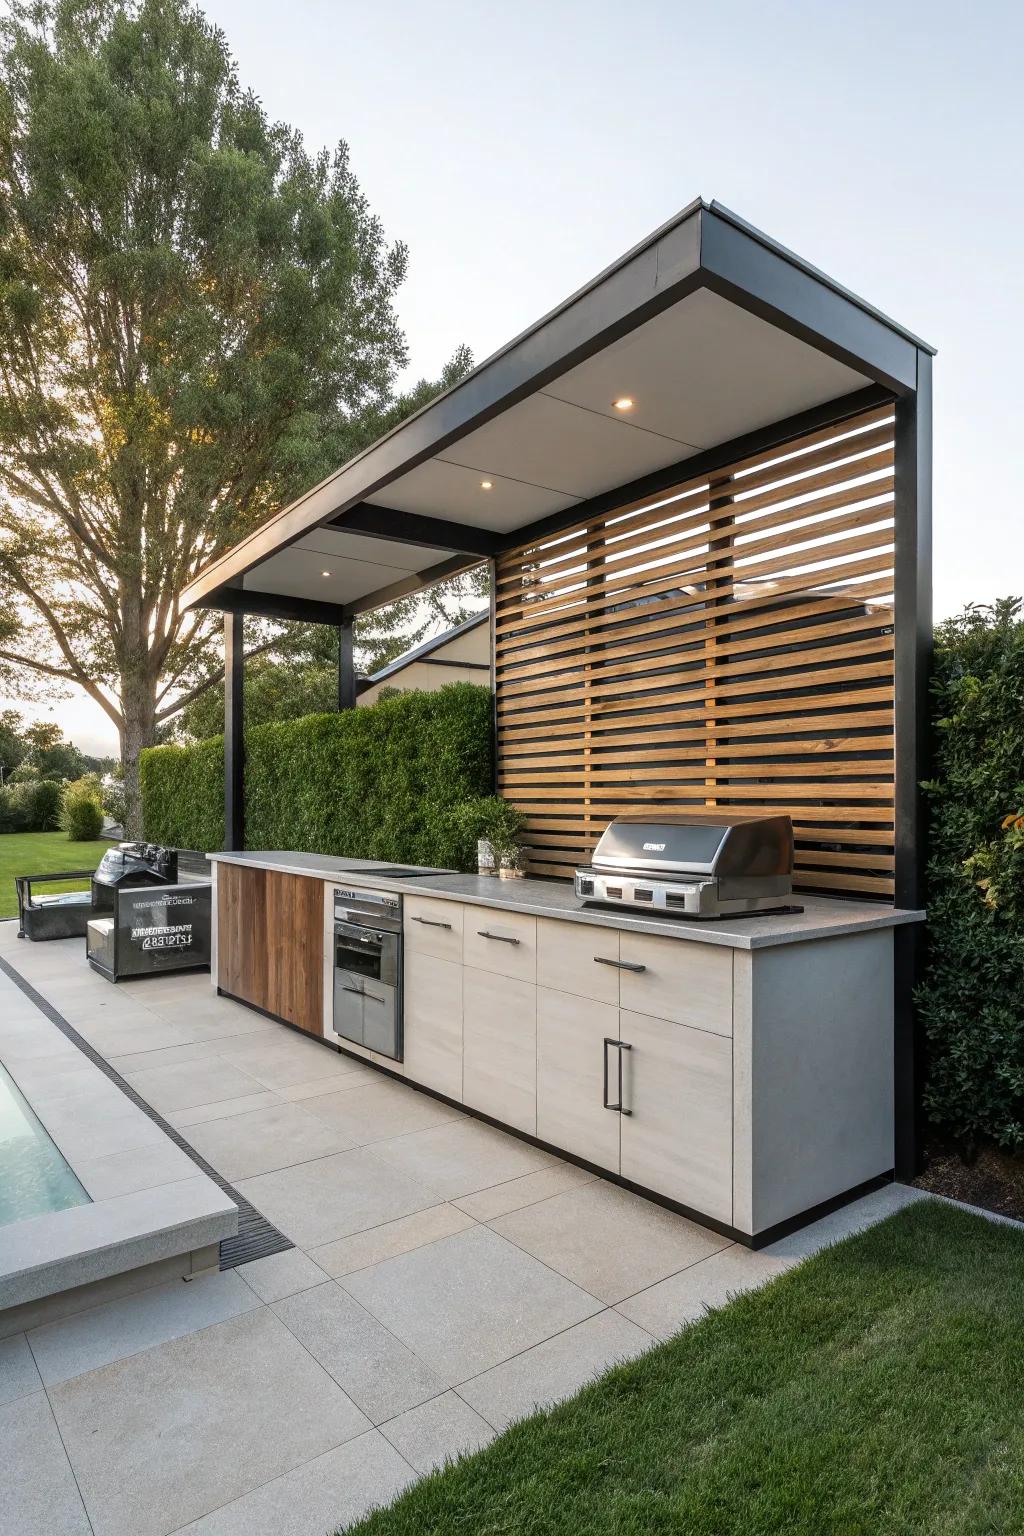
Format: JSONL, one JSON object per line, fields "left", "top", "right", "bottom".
{"left": 594, "top": 956, "right": 646, "bottom": 973}
{"left": 602, "top": 1038, "right": 633, "bottom": 1114}
{"left": 477, "top": 930, "right": 520, "bottom": 946}
{"left": 412, "top": 916, "right": 452, "bottom": 931}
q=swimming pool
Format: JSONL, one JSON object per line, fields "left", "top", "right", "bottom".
{"left": 0, "top": 1061, "right": 91, "bottom": 1227}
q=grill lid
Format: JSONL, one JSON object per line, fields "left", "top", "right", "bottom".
{"left": 93, "top": 842, "right": 178, "bottom": 888}
{"left": 590, "top": 813, "right": 793, "bottom": 879}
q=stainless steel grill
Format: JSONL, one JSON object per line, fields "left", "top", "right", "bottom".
{"left": 575, "top": 813, "right": 799, "bottom": 919}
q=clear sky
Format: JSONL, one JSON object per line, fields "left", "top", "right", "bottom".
{"left": 10, "top": 0, "right": 1023, "bottom": 754}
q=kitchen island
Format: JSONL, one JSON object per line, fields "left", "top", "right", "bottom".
{"left": 208, "top": 850, "right": 923, "bottom": 1247}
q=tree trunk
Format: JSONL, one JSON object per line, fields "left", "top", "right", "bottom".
{"left": 120, "top": 667, "right": 157, "bottom": 839}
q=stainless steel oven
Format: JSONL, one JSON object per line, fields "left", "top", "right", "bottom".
{"left": 332, "top": 887, "right": 403, "bottom": 1061}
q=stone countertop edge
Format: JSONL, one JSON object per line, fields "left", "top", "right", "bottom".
{"left": 207, "top": 851, "right": 926, "bottom": 951}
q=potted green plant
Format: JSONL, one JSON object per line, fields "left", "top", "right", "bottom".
{"left": 477, "top": 797, "right": 528, "bottom": 880}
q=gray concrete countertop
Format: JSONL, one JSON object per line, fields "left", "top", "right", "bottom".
{"left": 208, "top": 851, "right": 925, "bottom": 951}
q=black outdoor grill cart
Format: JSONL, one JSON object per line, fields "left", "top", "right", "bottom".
{"left": 86, "top": 880, "right": 212, "bottom": 981}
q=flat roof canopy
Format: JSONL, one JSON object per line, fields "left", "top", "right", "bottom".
{"left": 181, "top": 199, "right": 933, "bottom": 623}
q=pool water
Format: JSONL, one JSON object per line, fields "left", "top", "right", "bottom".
{"left": 0, "top": 1061, "right": 91, "bottom": 1227}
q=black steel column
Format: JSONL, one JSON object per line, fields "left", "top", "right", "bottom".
{"left": 338, "top": 619, "right": 356, "bottom": 710}
{"left": 224, "top": 611, "right": 245, "bottom": 851}
{"left": 892, "top": 351, "right": 933, "bottom": 1178}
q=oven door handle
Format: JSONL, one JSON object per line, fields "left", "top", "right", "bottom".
{"left": 339, "top": 985, "right": 384, "bottom": 1002}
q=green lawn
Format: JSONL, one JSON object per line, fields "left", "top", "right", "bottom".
{"left": 346, "top": 1200, "right": 1024, "bottom": 1536}
{"left": 0, "top": 830, "right": 111, "bottom": 920}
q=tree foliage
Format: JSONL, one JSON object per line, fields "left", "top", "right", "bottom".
{"left": 0, "top": 0, "right": 469, "bottom": 829}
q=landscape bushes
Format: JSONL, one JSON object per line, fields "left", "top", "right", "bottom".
{"left": 0, "top": 778, "right": 63, "bottom": 833}
{"left": 140, "top": 683, "right": 494, "bottom": 871}
{"left": 60, "top": 778, "right": 105, "bottom": 841}
{"left": 918, "top": 599, "right": 1024, "bottom": 1153}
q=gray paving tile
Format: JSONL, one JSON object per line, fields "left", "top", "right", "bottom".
{"left": 168, "top": 1090, "right": 282, "bottom": 1127}
{"left": 106, "top": 1040, "right": 228, "bottom": 1074}
{"left": 49, "top": 1308, "right": 371, "bottom": 1536}
{"left": 311, "top": 1203, "right": 476, "bottom": 1279}
{"left": 237, "top": 1147, "right": 438, "bottom": 1249}
{"left": 279, "top": 1066, "right": 376, "bottom": 1100}
{"left": 616, "top": 1243, "right": 793, "bottom": 1339}
{"left": 381, "top": 1390, "right": 494, "bottom": 1474}
{"left": 369, "top": 1118, "right": 558, "bottom": 1200}
{"left": 0, "top": 1331, "right": 42, "bottom": 1407}
{"left": 341, "top": 1224, "right": 603, "bottom": 1385}
{"left": 303, "top": 1077, "right": 464, "bottom": 1144}
{"left": 453, "top": 1162, "right": 596, "bottom": 1222}
{"left": 124, "top": 1057, "right": 266, "bottom": 1112}
{"left": 170, "top": 1428, "right": 413, "bottom": 1535}
{"left": 274, "top": 1281, "right": 445, "bottom": 1424}
{"left": 458, "top": 1309, "right": 654, "bottom": 1430}
{"left": 490, "top": 1180, "right": 731, "bottom": 1304}
{"left": 179, "top": 1101, "right": 355, "bottom": 1180}
{"left": 214, "top": 1037, "right": 365, "bottom": 1089}
{"left": 237, "top": 1248, "right": 330, "bottom": 1304}
{"left": 0, "top": 1389, "right": 92, "bottom": 1535}
{"left": 28, "top": 1269, "right": 260, "bottom": 1386}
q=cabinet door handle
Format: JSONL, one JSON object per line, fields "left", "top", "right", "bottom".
{"left": 413, "top": 916, "right": 452, "bottom": 930}
{"left": 593, "top": 956, "right": 646, "bottom": 973}
{"left": 602, "top": 1038, "right": 633, "bottom": 1115}
{"left": 477, "top": 930, "right": 520, "bottom": 945}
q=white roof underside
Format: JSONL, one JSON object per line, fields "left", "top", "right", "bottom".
{"left": 241, "top": 288, "right": 868, "bottom": 605}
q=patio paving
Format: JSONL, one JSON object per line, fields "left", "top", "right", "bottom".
{"left": 0, "top": 921, "right": 932, "bottom": 1535}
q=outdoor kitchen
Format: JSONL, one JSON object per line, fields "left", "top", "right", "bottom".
{"left": 170, "top": 199, "right": 933, "bottom": 1252}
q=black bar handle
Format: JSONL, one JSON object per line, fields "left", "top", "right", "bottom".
{"left": 594, "top": 956, "right": 646, "bottom": 973}
{"left": 413, "top": 916, "right": 452, "bottom": 930}
{"left": 603, "top": 1037, "right": 633, "bottom": 1113}
{"left": 478, "top": 930, "right": 520, "bottom": 945}
{"left": 340, "top": 986, "right": 384, "bottom": 1002}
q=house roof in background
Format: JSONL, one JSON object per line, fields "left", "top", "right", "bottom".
{"left": 361, "top": 609, "right": 488, "bottom": 688}
{"left": 180, "top": 198, "right": 934, "bottom": 625}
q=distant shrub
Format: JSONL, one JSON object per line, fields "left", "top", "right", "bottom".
{"left": 140, "top": 684, "right": 495, "bottom": 870}
{"left": 60, "top": 778, "right": 104, "bottom": 841}
{"left": 0, "top": 777, "right": 64, "bottom": 833}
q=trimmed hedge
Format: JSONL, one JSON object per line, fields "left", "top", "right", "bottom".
{"left": 0, "top": 778, "right": 63, "bottom": 833}
{"left": 140, "top": 683, "right": 494, "bottom": 872}
{"left": 918, "top": 600, "right": 1024, "bottom": 1153}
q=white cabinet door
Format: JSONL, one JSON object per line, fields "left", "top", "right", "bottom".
{"left": 536, "top": 987, "right": 620, "bottom": 1174}
{"left": 618, "top": 1009, "right": 733, "bottom": 1224}
{"left": 404, "top": 895, "right": 463, "bottom": 964}
{"left": 537, "top": 918, "right": 620, "bottom": 1005}
{"left": 463, "top": 967, "right": 537, "bottom": 1135}
{"left": 618, "top": 932, "right": 733, "bottom": 1037}
{"left": 403, "top": 950, "right": 463, "bottom": 1101}
{"left": 463, "top": 908, "right": 537, "bottom": 983}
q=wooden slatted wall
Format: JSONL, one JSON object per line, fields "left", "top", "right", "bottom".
{"left": 494, "top": 405, "right": 897, "bottom": 899}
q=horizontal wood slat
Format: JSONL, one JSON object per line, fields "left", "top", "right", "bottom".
{"left": 494, "top": 406, "right": 897, "bottom": 900}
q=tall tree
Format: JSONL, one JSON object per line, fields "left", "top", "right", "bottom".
{"left": 0, "top": 0, "right": 468, "bottom": 831}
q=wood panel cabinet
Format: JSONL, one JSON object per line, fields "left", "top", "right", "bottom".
{"left": 217, "top": 864, "right": 322, "bottom": 1034}
{"left": 403, "top": 950, "right": 463, "bottom": 1101}
{"left": 618, "top": 931, "right": 733, "bottom": 1036}
{"left": 536, "top": 987, "right": 620, "bottom": 1173}
{"left": 537, "top": 918, "right": 619, "bottom": 1005}
{"left": 462, "top": 908, "right": 537, "bottom": 982}
{"left": 618, "top": 1010, "right": 733, "bottom": 1223}
{"left": 463, "top": 968, "right": 536, "bottom": 1134}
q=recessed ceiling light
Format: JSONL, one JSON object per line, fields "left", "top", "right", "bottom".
{"left": 480, "top": 479, "right": 493, "bottom": 490}
{"left": 321, "top": 570, "right": 330, "bottom": 577}
{"left": 613, "top": 397, "right": 634, "bottom": 412}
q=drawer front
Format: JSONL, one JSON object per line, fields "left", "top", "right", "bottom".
{"left": 463, "top": 907, "right": 537, "bottom": 982}
{"left": 404, "top": 895, "right": 463, "bottom": 963}
{"left": 537, "top": 918, "right": 620, "bottom": 1005}
{"left": 618, "top": 932, "right": 732, "bottom": 1036}
{"left": 463, "top": 968, "right": 537, "bottom": 1135}
{"left": 618, "top": 1009, "right": 733, "bottom": 1224}
{"left": 403, "top": 950, "right": 463, "bottom": 1101}
{"left": 536, "top": 987, "right": 620, "bottom": 1174}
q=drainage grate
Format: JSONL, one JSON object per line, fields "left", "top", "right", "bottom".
{"left": 0, "top": 953, "right": 293, "bottom": 1270}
